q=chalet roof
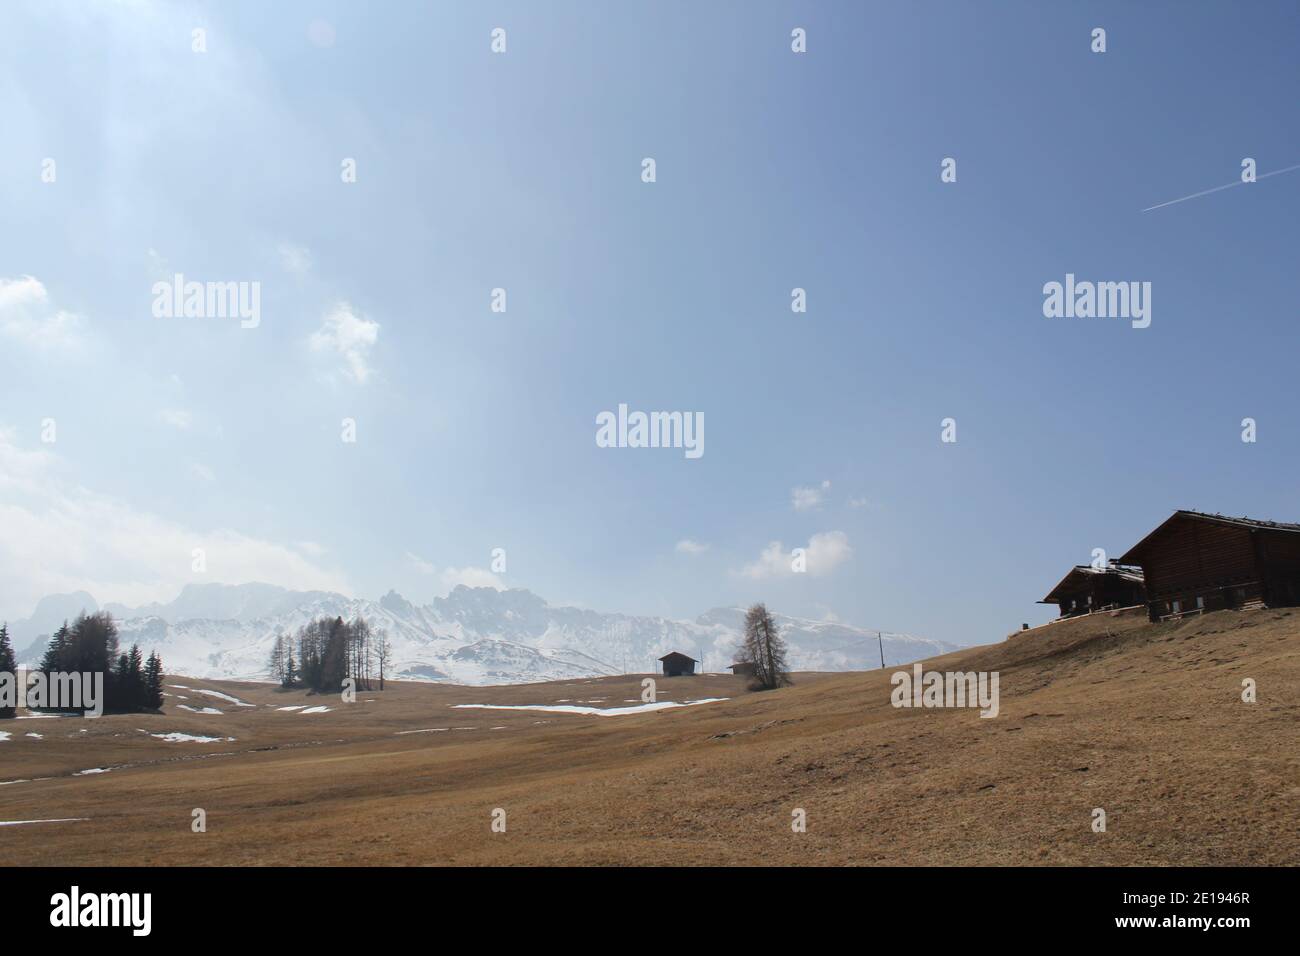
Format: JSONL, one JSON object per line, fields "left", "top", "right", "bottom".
{"left": 658, "top": 651, "right": 697, "bottom": 663}
{"left": 1119, "top": 510, "right": 1300, "bottom": 564}
{"left": 1040, "top": 563, "right": 1145, "bottom": 604}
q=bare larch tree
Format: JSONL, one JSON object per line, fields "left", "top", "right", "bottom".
{"left": 740, "top": 602, "right": 791, "bottom": 690}
{"left": 375, "top": 628, "right": 392, "bottom": 690}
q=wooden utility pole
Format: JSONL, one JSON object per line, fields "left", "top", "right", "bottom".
{"left": 878, "top": 631, "right": 885, "bottom": 669}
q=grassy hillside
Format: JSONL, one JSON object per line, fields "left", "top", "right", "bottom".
{"left": 2, "top": 605, "right": 1297, "bottom": 865}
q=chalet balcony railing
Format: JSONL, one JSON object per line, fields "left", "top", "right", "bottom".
{"left": 1152, "top": 579, "right": 1264, "bottom": 621}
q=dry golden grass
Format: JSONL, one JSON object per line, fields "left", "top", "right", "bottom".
{"left": 2, "top": 605, "right": 1297, "bottom": 866}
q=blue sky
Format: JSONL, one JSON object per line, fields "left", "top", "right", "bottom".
{"left": 1, "top": 1, "right": 1298, "bottom": 646}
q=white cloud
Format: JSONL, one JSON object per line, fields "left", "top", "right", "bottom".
{"left": 675, "top": 539, "right": 709, "bottom": 554}
{"left": 189, "top": 462, "right": 216, "bottom": 483}
{"left": 309, "top": 302, "right": 379, "bottom": 384}
{"left": 792, "top": 480, "right": 831, "bottom": 511}
{"left": 0, "top": 276, "right": 86, "bottom": 351}
{"left": 738, "top": 531, "right": 852, "bottom": 579}
{"left": 307, "top": 20, "right": 337, "bottom": 49}
{"left": 439, "top": 566, "right": 505, "bottom": 592}
{"left": 405, "top": 551, "right": 437, "bottom": 576}
{"left": 147, "top": 248, "right": 170, "bottom": 281}
{"left": 0, "top": 430, "right": 349, "bottom": 619}
{"left": 405, "top": 553, "right": 503, "bottom": 594}
{"left": 848, "top": 496, "right": 869, "bottom": 509}
{"left": 158, "top": 408, "right": 192, "bottom": 429}
{"left": 278, "top": 242, "right": 312, "bottom": 276}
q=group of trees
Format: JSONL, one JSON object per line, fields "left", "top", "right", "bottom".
{"left": 737, "top": 602, "right": 791, "bottom": 691}
{"left": 0, "top": 613, "right": 164, "bottom": 716}
{"left": 0, "top": 624, "right": 16, "bottom": 718}
{"left": 268, "top": 616, "right": 391, "bottom": 692}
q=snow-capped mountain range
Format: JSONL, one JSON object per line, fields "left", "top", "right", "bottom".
{"left": 9, "top": 583, "right": 960, "bottom": 686}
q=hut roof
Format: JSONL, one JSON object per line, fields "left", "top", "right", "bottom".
{"left": 1040, "top": 563, "right": 1144, "bottom": 604}
{"left": 658, "top": 651, "right": 697, "bottom": 663}
{"left": 1119, "top": 510, "right": 1300, "bottom": 564}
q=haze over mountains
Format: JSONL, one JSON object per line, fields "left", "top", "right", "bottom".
{"left": 8, "top": 583, "right": 959, "bottom": 686}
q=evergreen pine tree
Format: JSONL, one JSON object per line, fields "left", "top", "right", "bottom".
{"left": 114, "top": 652, "right": 131, "bottom": 712}
{"left": 319, "top": 617, "right": 349, "bottom": 692}
{"left": 0, "top": 623, "right": 16, "bottom": 719}
{"left": 39, "top": 622, "right": 71, "bottom": 673}
{"left": 143, "top": 652, "right": 165, "bottom": 710}
{"left": 126, "top": 643, "right": 145, "bottom": 711}
{"left": 71, "top": 613, "right": 120, "bottom": 711}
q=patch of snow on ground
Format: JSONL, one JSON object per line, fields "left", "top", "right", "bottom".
{"left": 177, "top": 705, "right": 223, "bottom": 715}
{"left": 25, "top": 733, "right": 42, "bottom": 739}
{"left": 276, "top": 705, "right": 307, "bottom": 711}
{"left": 0, "top": 732, "right": 9, "bottom": 742}
{"left": 75, "top": 768, "right": 111, "bottom": 775}
{"left": 394, "top": 728, "right": 447, "bottom": 735}
{"left": 189, "top": 689, "right": 255, "bottom": 707}
{"left": 299, "top": 706, "right": 332, "bottom": 714}
{"left": 454, "top": 698, "right": 729, "bottom": 718}
{"left": 166, "top": 684, "right": 253, "bottom": 706}
{"left": 0, "top": 818, "right": 89, "bottom": 826}
{"left": 151, "top": 732, "right": 233, "bottom": 743}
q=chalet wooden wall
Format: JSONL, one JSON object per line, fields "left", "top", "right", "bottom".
{"left": 1120, "top": 512, "right": 1300, "bottom": 619}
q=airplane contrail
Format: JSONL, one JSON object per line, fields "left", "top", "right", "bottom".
{"left": 1142, "top": 161, "right": 1300, "bottom": 212}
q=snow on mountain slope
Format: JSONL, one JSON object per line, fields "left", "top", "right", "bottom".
{"left": 14, "top": 583, "right": 961, "bottom": 686}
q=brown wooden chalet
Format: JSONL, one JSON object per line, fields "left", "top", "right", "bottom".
{"left": 1118, "top": 510, "right": 1300, "bottom": 621}
{"left": 658, "top": 651, "right": 697, "bottom": 677}
{"left": 729, "top": 661, "right": 756, "bottom": 677}
{"left": 1040, "top": 562, "right": 1146, "bottom": 618}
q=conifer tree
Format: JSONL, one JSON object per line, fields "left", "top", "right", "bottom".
{"left": 143, "top": 651, "right": 165, "bottom": 710}
{"left": 39, "top": 622, "right": 71, "bottom": 673}
{"left": 122, "top": 643, "right": 144, "bottom": 711}
{"left": 0, "top": 623, "right": 16, "bottom": 719}
{"left": 320, "top": 617, "right": 348, "bottom": 692}
{"left": 376, "top": 629, "right": 391, "bottom": 691}
{"left": 738, "top": 603, "right": 791, "bottom": 691}
{"left": 114, "top": 652, "right": 132, "bottom": 711}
